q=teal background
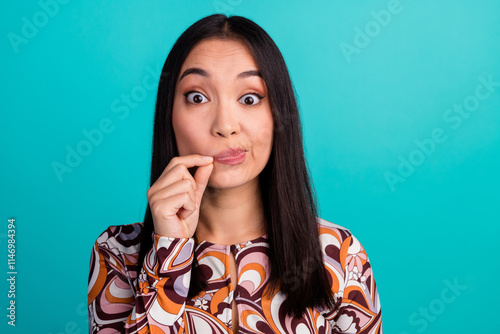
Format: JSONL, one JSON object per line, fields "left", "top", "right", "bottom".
{"left": 1, "top": 0, "right": 499, "bottom": 333}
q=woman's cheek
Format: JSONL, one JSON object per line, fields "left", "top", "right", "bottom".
{"left": 252, "top": 120, "right": 273, "bottom": 150}
{"left": 174, "top": 119, "right": 201, "bottom": 155}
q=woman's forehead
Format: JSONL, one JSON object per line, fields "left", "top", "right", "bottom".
{"left": 180, "top": 38, "right": 259, "bottom": 75}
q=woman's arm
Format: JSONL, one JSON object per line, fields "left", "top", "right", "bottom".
{"left": 319, "top": 220, "right": 382, "bottom": 334}
{"left": 88, "top": 227, "right": 195, "bottom": 333}
{"left": 331, "top": 233, "right": 382, "bottom": 334}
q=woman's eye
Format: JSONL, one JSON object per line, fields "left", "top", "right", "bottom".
{"left": 239, "top": 93, "right": 262, "bottom": 106}
{"left": 185, "top": 92, "right": 208, "bottom": 104}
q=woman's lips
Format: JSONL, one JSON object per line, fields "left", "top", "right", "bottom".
{"left": 213, "top": 148, "right": 246, "bottom": 165}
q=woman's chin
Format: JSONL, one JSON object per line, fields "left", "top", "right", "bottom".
{"left": 206, "top": 180, "right": 242, "bottom": 191}
{"left": 206, "top": 173, "right": 254, "bottom": 192}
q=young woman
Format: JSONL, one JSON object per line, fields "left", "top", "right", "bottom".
{"left": 88, "top": 14, "right": 382, "bottom": 334}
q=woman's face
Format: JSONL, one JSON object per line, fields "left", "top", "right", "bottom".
{"left": 172, "top": 38, "right": 274, "bottom": 189}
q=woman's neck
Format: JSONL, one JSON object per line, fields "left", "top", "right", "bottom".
{"left": 196, "top": 178, "right": 267, "bottom": 245}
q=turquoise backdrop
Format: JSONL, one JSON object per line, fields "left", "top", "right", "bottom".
{"left": 2, "top": 0, "right": 499, "bottom": 333}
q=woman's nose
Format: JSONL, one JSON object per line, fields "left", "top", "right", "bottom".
{"left": 211, "top": 99, "right": 240, "bottom": 138}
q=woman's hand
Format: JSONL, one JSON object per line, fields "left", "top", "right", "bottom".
{"left": 146, "top": 154, "right": 214, "bottom": 238}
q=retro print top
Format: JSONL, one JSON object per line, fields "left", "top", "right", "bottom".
{"left": 88, "top": 218, "right": 382, "bottom": 333}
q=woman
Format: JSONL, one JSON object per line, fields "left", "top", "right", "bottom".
{"left": 88, "top": 14, "right": 382, "bottom": 334}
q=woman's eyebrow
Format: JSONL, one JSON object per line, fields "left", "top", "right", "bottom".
{"left": 237, "top": 70, "right": 262, "bottom": 79}
{"left": 179, "top": 67, "right": 209, "bottom": 82}
{"left": 179, "top": 68, "right": 262, "bottom": 82}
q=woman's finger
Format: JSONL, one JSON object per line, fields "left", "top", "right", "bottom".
{"left": 148, "top": 178, "right": 195, "bottom": 204}
{"left": 193, "top": 163, "right": 214, "bottom": 206}
{"left": 152, "top": 155, "right": 211, "bottom": 191}
{"left": 160, "top": 155, "right": 213, "bottom": 182}
{"left": 151, "top": 193, "right": 196, "bottom": 237}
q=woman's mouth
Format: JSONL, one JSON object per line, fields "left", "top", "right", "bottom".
{"left": 213, "top": 147, "right": 246, "bottom": 165}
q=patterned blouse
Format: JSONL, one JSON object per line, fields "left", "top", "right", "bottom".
{"left": 88, "top": 218, "right": 382, "bottom": 333}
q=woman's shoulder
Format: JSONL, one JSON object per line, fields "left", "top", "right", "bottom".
{"left": 316, "top": 217, "right": 369, "bottom": 263}
{"left": 317, "top": 217, "right": 354, "bottom": 244}
{"left": 93, "top": 222, "right": 144, "bottom": 256}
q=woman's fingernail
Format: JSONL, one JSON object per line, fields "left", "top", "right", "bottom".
{"left": 203, "top": 156, "right": 213, "bottom": 161}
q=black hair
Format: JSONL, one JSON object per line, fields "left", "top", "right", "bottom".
{"left": 138, "top": 14, "right": 337, "bottom": 317}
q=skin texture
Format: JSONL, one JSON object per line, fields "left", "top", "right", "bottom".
{"left": 172, "top": 38, "right": 273, "bottom": 244}
{"left": 147, "top": 38, "right": 274, "bottom": 332}
{"left": 173, "top": 38, "right": 273, "bottom": 193}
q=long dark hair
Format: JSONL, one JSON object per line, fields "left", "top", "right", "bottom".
{"left": 139, "top": 14, "right": 337, "bottom": 317}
